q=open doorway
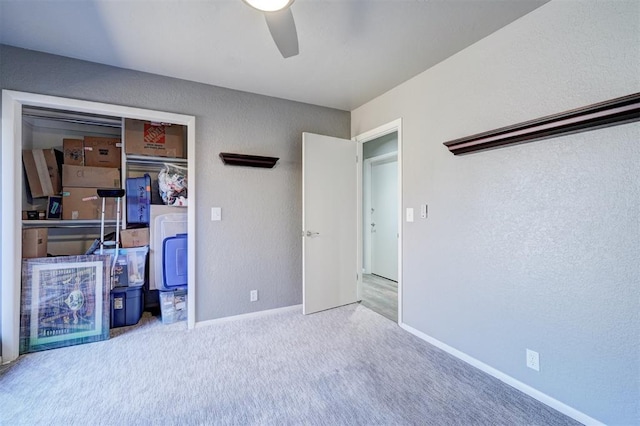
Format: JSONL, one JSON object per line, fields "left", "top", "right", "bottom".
{"left": 360, "top": 130, "right": 399, "bottom": 322}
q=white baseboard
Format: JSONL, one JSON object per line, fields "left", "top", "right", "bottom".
{"left": 399, "top": 322, "right": 604, "bottom": 426}
{"left": 195, "top": 304, "right": 302, "bottom": 329}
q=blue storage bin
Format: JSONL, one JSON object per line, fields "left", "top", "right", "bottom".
{"left": 110, "top": 286, "right": 143, "bottom": 328}
{"left": 126, "top": 174, "right": 151, "bottom": 224}
{"left": 160, "top": 233, "right": 187, "bottom": 291}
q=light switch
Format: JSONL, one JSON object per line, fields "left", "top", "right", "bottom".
{"left": 211, "top": 207, "right": 222, "bottom": 221}
{"left": 406, "top": 208, "right": 414, "bottom": 222}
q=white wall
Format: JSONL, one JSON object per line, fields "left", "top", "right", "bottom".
{"left": 351, "top": 1, "right": 639, "bottom": 425}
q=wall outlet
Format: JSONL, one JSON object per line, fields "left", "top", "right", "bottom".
{"left": 526, "top": 349, "right": 540, "bottom": 371}
{"left": 250, "top": 290, "right": 258, "bottom": 302}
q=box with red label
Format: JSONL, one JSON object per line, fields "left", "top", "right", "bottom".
{"left": 62, "top": 187, "right": 117, "bottom": 220}
{"left": 124, "top": 119, "right": 185, "bottom": 158}
{"left": 83, "top": 136, "right": 122, "bottom": 168}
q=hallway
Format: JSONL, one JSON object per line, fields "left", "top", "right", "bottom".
{"left": 361, "top": 273, "right": 397, "bottom": 322}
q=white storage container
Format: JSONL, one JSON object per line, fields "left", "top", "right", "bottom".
{"left": 149, "top": 205, "right": 187, "bottom": 290}
{"left": 159, "top": 289, "right": 187, "bottom": 324}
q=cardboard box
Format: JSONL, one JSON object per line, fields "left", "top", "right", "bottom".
{"left": 124, "top": 119, "right": 185, "bottom": 158}
{"left": 120, "top": 228, "right": 150, "bottom": 248}
{"left": 22, "top": 149, "right": 63, "bottom": 198}
{"left": 83, "top": 136, "right": 122, "bottom": 168}
{"left": 62, "top": 165, "right": 121, "bottom": 188}
{"left": 22, "top": 228, "right": 48, "bottom": 258}
{"left": 62, "top": 187, "right": 117, "bottom": 220}
{"left": 63, "top": 139, "right": 84, "bottom": 165}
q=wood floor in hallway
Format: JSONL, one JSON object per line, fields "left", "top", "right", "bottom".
{"left": 361, "top": 273, "right": 397, "bottom": 322}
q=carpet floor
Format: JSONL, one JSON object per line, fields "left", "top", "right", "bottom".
{"left": 0, "top": 303, "right": 581, "bottom": 425}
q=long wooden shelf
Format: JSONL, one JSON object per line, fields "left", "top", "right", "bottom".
{"left": 443, "top": 93, "right": 640, "bottom": 155}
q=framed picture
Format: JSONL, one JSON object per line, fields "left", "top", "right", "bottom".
{"left": 20, "top": 255, "right": 112, "bottom": 354}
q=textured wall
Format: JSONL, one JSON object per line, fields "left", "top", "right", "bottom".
{"left": 0, "top": 45, "right": 350, "bottom": 326}
{"left": 352, "top": 1, "right": 639, "bottom": 425}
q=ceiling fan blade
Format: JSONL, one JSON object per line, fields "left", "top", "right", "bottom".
{"left": 264, "top": 8, "right": 299, "bottom": 58}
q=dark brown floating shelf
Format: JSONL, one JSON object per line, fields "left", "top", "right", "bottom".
{"left": 219, "top": 152, "right": 279, "bottom": 168}
{"left": 444, "top": 92, "right": 640, "bottom": 155}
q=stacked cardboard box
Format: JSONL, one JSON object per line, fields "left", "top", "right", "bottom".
{"left": 22, "top": 228, "right": 48, "bottom": 258}
{"left": 60, "top": 137, "right": 122, "bottom": 220}
{"left": 124, "top": 119, "right": 186, "bottom": 158}
{"left": 22, "top": 149, "right": 63, "bottom": 198}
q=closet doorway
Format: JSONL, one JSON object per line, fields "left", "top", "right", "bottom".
{"left": 1, "top": 90, "right": 196, "bottom": 364}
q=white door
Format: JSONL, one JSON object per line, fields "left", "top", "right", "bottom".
{"left": 371, "top": 157, "right": 398, "bottom": 281}
{"left": 302, "top": 132, "right": 358, "bottom": 315}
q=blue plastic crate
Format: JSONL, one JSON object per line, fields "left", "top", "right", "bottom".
{"left": 160, "top": 233, "right": 187, "bottom": 291}
{"left": 110, "top": 286, "right": 143, "bottom": 328}
{"left": 126, "top": 174, "right": 151, "bottom": 224}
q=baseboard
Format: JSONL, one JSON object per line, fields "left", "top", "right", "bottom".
{"left": 399, "top": 322, "right": 604, "bottom": 426}
{"left": 195, "top": 304, "right": 302, "bottom": 329}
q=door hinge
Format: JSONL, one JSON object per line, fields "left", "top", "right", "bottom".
{"left": 356, "top": 155, "right": 359, "bottom": 163}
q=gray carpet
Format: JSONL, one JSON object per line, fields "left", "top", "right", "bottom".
{"left": 0, "top": 304, "right": 581, "bottom": 425}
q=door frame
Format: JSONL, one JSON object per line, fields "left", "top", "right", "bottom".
{"left": 1, "top": 90, "right": 197, "bottom": 364}
{"left": 354, "top": 119, "right": 403, "bottom": 324}
{"left": 363, "top": 152, "right": 397, "bottom": 275}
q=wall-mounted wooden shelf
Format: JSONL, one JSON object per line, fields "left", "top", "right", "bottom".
{"left": 219, "top": 152, "right": 279, "bottom": 168}
{"left": 443, "top": 93, "right": 640, "bottom": 155}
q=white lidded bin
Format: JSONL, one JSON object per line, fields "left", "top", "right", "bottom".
{"left": 149, "top": 206, "right": 187, "bottom": 290}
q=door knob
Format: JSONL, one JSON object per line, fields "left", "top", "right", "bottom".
{"left": 305, "top": 231, "right": 320, "bottom": 237}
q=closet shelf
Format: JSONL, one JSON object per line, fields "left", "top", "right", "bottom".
{"left": 126, "top": 154, "right": 188, "bottom": 166}
{"left": 22, "top": 106, "right": 122, "bottom": 128}
{"left": 22, "top": 219, "right": 118, "bottom": 229}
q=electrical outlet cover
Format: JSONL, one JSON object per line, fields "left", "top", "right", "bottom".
{"left": 526, "top": 349, "right": 540, "bottom": 371}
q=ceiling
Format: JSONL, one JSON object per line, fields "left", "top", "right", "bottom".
{"left": 0, "top": 0, "right": 548, "bottom": 111}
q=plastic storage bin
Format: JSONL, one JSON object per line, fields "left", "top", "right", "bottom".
{"left": 126, "top": 174, "right": 151, "bottom": 224}
{"left": 159, "top": 289, "right": 187, "bottom": 324}
{"left": 150, "top": 207, "right": 187, "bottom": 290}
{"left": 111, "top": 286, "right": 143, "bottom": 328}
{"left": 103, "top": 246, "right": 149, "bottom": 287}
{"left": 161, "top": 233, "right": 187, "bottom": 290}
